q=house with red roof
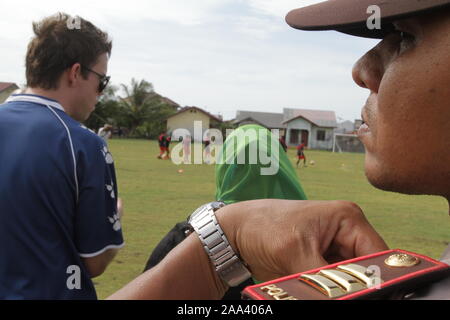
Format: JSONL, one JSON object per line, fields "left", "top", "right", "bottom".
{"left": 234, "top": 108, "right": 338, "bottom": 150}
{"left": 283, "top": 108, "right": 337, "bottom": 150}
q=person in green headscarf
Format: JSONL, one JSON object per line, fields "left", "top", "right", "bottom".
{"left": 213, "top": 124, "right": 308, "bottom": 296}
{"left": 215, "top": 124, "right": 307, "bottom": 204}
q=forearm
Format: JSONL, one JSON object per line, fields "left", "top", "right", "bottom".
{"left": 107, "top": 199, "right": 388, "bottom": 299}
{"left": 107, "top": 234, "right": 228, "bottom": 300}
{"left": 82, "top": 248, "right": 120, "bottom": 278}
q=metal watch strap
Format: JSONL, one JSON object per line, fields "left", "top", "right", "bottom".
{"left": 189, "top": 202, "right": 252, "bottom": 287}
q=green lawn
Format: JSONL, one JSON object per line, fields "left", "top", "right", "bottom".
{"left": 94, "top": 139, "right": 449, "bottom": 299}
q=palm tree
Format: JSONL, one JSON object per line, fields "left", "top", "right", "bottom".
{"left": 119, "top": 79, "right": 162, "bottom": 136}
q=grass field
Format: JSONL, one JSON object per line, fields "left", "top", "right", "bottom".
{"left": 94, "top": 138, "right": 449, "bottom": 299}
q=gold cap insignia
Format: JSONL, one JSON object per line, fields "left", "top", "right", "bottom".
{"left": 384, "top": 253, "right": 420, "bottom": 268}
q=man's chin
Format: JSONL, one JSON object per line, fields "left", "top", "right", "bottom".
{"left": 366, "top": 173, "right": 396, "bottom": 193}
{"left": 364, "top": 159, "right": 401, "bottom": 193}
{"left": 364, "top": 168, "right": 423, "bottom": 196}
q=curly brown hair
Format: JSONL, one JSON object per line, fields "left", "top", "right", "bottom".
{"left": 25, "top": 13, "right": 112, "bottom": 90}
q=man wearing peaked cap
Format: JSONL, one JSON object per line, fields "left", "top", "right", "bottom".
{"left": 110, "top": 0, "right": 450, "bottom": 299}
{"left": 282, "top": 0, "right": 450, "bottom": 299}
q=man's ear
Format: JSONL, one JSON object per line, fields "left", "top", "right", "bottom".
{"left": 67, "top": 63, "right": 82, "bottom": 88}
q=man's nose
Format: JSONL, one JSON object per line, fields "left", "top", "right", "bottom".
{"left": 351, "top": 49, "right": 383, "bottom": 93}
{"left": 352, "top": 35, "right": 399, "bottom": 93}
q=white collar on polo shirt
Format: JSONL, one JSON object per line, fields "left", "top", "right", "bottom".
{"left": 6, "top": 94, "right": 66, "bottom": 112}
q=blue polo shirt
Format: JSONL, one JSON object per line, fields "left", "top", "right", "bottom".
{"left": 0, "top": 94, "right": 124, "bottom": 299}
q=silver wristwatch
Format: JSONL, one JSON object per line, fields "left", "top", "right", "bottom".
{"left": 188, "top": 201, "right": 252, "bottom": 287}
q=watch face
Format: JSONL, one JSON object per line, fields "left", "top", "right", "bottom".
{"left": 190, "top": 202, "right": 225, "bottom": 221}
{"left": 210, "top": 201, "right": 226, "bottom": 210}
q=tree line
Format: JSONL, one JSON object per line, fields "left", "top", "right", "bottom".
{"left": 83, "top": 78, "right": 178, "bottom": 139}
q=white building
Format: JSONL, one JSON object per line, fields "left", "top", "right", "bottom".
{"left": 235, "top": 108, "right": 337, "bottom": 150}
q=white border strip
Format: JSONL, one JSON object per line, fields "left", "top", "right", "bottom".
{"left": 6, "top": 94, "right": 65, "bottom": 112}
{"left": 79, "top": 242, "right": 126, "bottom": 258}
{"left": 44, "top": 105, "right": 79, "bottom": 203}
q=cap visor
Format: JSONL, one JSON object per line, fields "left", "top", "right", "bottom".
{"left": 286, "top": 0, "right": 450, "bottom": 38}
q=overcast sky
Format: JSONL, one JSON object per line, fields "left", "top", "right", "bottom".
{"left": 0, "top": 0, "right": 379, "bottom": 121}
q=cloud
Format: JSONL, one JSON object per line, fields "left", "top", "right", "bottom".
{"left": 246, "top": 0, "right": 324, "bottom": 18}
{"left": 0, "top": 0, "right": 235, "bottom": 28}
{"left": 233, "top": 15, "right": 283, "bottom": 39}
{"left": 231, "top": 0, "right": 325, "bottom": 41}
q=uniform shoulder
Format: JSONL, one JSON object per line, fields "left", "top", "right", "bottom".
{"left": 68, "top": 122, "right": 104, "bottom": 147}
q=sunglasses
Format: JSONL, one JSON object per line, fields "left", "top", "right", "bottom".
{"left": 82, "top": 66, "right": 111, "bottom": 93}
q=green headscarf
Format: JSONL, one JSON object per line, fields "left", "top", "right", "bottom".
{"left": 215, "top": 124, "right": 307, "bottom": 204}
